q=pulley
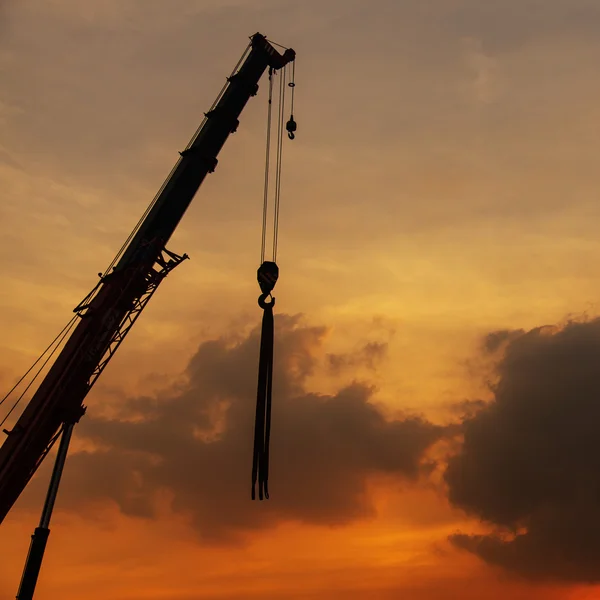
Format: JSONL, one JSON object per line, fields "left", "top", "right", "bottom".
{"left": 286, "top": 115, "right": 297, "bottom": 140}
{"left": 257, "top": 261, "right": 279, "bottom": 296}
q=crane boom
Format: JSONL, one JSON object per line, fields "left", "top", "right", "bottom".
{"left": 0, "top": 32, "right": 295, "bottom": 526}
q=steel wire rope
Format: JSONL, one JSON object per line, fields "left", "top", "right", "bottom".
{"left": 0, "top": 317, "right": 79, "bottom": 428}
{"left": 260, "top": 68, "right": 275, "bottom": 264}
{"left": 272, "top": 65, "right": 287, "bottom": 261}
{"left": 1, "top": 42, "right": 256, "bottom": 425}
{"left": 103, "top": 43, "right": 252, "bottom": 277}
{"left": 0, "top": 316, "right": 78, "bottom": 411}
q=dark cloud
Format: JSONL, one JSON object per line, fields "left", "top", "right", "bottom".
{"left": 44, "top": 315, "right": 442, "bottom": 542}
{"left": 445, "top": 317, "right": 600, "bottom": 582}
{"left": 482, "top": 328, "right": 525, "bottom": 354}
{"left": 447, "top": 399, "right": 487, "bottom": 421}
{"left": 326, "top": 341, "right": 388, "bottom": 374}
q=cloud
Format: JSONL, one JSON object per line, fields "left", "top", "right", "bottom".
{"left": 41, "top": 315, "right": 443, "bottom": 543}
{"left": 481, "top": 328, "right": 525, "bottom": 354}
{"left": 445, "top": 317, "right": 600, "bottom": 582}
{"left": 326, "top": 341, "right": 388, "bottom": 374}
{"left": 461, "top": 37, "right": 499, "bottom": 106}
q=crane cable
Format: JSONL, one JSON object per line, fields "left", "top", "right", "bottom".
{"left": 0, "top": 316, "right": 78, "bottom": 429}
{"left": 252, "top": 60, "right": 296, "bottom": 501}
{"left": 102, "top": 42, "right": 253, "bottom": 279}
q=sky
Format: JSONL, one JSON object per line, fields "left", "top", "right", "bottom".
{"left": 2, "top": 0, "right": 600, "bottom": 598}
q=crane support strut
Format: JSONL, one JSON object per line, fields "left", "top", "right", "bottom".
{"left": 16, "top": 423, "right": 74, "bottom": 600}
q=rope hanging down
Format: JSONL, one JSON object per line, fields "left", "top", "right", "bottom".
{"left": 252, "top": 60, "right": 297, "bottom": 501}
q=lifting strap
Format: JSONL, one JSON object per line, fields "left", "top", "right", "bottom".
{"left": 251, "top": 59, "right": 296, "bottom": 501}
{"left": 252, "top": 262, "right": 278, "bottom": 500}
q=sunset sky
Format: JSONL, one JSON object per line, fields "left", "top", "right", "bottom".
{"left": 3, "top": 1, "right": 600, "bottom": 598}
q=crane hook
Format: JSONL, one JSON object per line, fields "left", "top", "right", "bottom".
{"left": 286, "top": 114, "right": 297, "bottom": 140}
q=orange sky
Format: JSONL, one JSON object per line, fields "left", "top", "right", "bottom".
{"left": 2, "top": 0, "right": 600, "bottom": 598}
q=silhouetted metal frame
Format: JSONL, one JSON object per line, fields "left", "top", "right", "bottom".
{"left": 0, "top": 32, "right": 295, "bottom": 599}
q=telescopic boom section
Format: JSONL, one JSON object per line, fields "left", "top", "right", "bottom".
{"left": 0, "top": 33, "right": 295, "bottom": 526}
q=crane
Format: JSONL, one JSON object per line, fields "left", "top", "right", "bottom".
{"left": 0, "top": 33, "right": 296, "bottom": 599}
